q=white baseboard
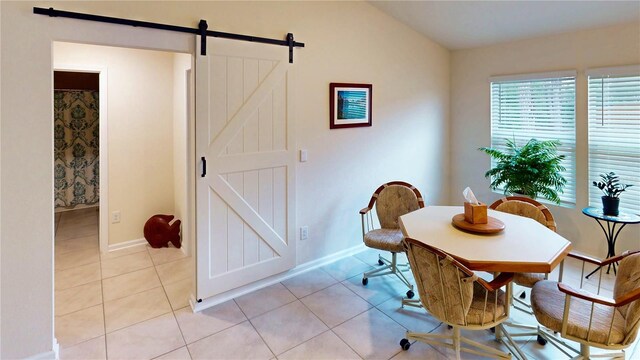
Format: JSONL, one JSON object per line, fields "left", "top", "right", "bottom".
{"left": 53, "top": 339, "right": 59, "bottom": 360}
{"left": 191, "top": 243, "right": 366, "bottom": 313}
{"left": 26, "top": 338, "right": 58, "bottom": 360}
{"left": 107, "top": 237, "right": 147, "bottom": 252}
{"left": 25, "top": 350, "right": 56, "bottom": 360}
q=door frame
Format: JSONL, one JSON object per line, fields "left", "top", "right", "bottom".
{"left": 52, "top": 50, "right": 196, "bottom": 256}
{"left": 53, "top": 63, "right": 109, "bottom": 253}
{"left": 39, "top": 20, "right": 196, "bottom": 357}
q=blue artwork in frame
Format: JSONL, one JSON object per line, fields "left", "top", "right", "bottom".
{"left": 330, "top": 83, "right": 372, "bottom": 129}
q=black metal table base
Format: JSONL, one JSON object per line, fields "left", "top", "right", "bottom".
{"left": 585, "top": 220, "right": 626, "bottom": 279}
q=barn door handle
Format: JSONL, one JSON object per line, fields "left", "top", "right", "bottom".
{"left": 201, "top": 157, "right": 207, "bottom": 177}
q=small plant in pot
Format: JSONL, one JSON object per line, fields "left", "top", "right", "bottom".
{"left": 592, "top": 172, "right": 633, "bottom": 216}
{"left": 479, "top": 138, "right": 567, "bottom": 204}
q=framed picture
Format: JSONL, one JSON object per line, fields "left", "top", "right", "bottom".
{"left": 330, "top": 83, "right": 372, "bottom": 129}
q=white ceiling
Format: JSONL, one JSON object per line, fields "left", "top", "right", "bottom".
{"left": 369, "top": 1, "right": 640, "bottom": 50}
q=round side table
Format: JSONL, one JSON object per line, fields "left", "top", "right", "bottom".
{"left": 581, "top": 207, "right": 640, "bottom": 279}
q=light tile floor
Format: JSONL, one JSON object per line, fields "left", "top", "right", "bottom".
{"left": 55, "top": 208, "right": 640, "bottom": 359}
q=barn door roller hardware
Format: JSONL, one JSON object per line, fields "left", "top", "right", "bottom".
{"left": 33, "top": 7, "right": 305, "bottom": 63}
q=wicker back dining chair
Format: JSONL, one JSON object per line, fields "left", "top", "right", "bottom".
{"left": 399, "top": 238, "right": 520, "bottom": 359}
{"left": 531, "top": 250, "right": 640, "bottom": 359}
{"left": 489, "top": 196, "right": 557, "bottom": 312}
{"left": 360, "top": 181, "right": 424, "bottom": 299}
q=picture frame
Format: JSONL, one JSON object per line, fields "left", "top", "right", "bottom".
{"left": 329, "top": 83, "right": 372, "bottom": 129}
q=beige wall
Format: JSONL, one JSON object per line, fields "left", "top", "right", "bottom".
{"left": 450, "top": 22, "right": 640, "bottom": 256}
{"left": 54, "top": 42, "right": 178, "bottom": 246}
{"left": 0, "top": 1, "right": 449, "bottom": 357}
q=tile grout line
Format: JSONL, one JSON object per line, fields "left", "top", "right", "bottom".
{"left": 254, "top": 266, "right": 378, "bottom": 358}
{"left": 148, "top": 245, "right": 190, "bottom": 356}
{"left": 299, "top": 281, "right": 374, "bottom": 331}
{"left": 152, "top": 254, "right": 191, "bottom": 287}
{"left": 99, "top": 265, "right": 154, "bottom": 280}
{"left": 56, "top": 212, "right": 181, "bottom": 357}
{"left": 55, "top": 268, "right": 101, "bottom": 292}
{"left": 232, "top": 298, "right": 251, "bottom": 321}
{"left": 327, "top": 328, "right": 365, "bottom": 360}
{"left": 339, "top": 275, "right": 395, "bottom": 308}
{"left": 100, "top": 263, "right": 155, "bottom": 282}
{"left": 299, "top": 259, "right": 414, "bottom": 359}
{"left": 246, "top": 318, "right": 277, "bottom": 359}
{"left": 293, "top": 297, "right": 365, "bottom": 359}
{"left": 346, "top": 259, "right": 518, "bottom": 359}
{"left": 236, "top": 284, "right": 298, "bottom": 320}
{"left": 53, "top": 210, "right": 107, "bottom": 356}
{"left": 365, "top": 305, "right": 407, "bottom": 360}
{"left": 171, "top": 298, "right": 255, "bottom": 346}
{"left": 236, "top": 283, "right": 292, "bottom": 358}
{"left": 55, "top": 256, "right": 101, "bottom": 273}
{"left": 54, "top": 282, "right": 103, "bottom": 318}
{"left": 280, "top": 275, "right": 338, "bottom": 300}
{"left": 55, "top": 218, "right": 623, "bottom": 360}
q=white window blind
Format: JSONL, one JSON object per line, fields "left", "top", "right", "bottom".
{"left": 490, "top": 72, "right": 576, "bottom": 204}
{"left": 588, "top": 66, "right": 640, "bottom": 214}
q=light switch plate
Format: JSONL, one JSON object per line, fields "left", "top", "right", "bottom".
{"left": 112, "top": 211, "right": 121, "bottom": 223}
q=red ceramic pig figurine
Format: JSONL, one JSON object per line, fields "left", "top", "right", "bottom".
{"left": 144, "top": 214, "right": 181, "bottom": 248}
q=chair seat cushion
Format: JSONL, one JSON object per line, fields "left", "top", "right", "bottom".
{"left": 514, "top": 272, "right": 545, "bottom": 288}
{"left": 531, "top": 280, "right": 626, "bottom": 345}
{"left": 466, "top": 282, "right": 507, "bottom": 326}
{"left": 364, "top": 229, "right": 404, "bottom": 253}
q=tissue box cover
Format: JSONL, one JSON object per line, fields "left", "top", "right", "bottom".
{"left": 464, "top": 202, "right": 487, "bottom": 224}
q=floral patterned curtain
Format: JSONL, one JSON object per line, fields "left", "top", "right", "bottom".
{"left": 54, "top": 90, "right": 99, "bottom": 208}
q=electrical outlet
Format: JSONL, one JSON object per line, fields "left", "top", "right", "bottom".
{"left": 300, "top": 149, "right": 308, "bottom": 162}
{"left": 300, "top": 226, "right": 309, "bottom": 240}
{"left": 112, "top": 211, "right": 121, "bottom": 223}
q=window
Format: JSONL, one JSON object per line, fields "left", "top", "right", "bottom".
{"left": 588, "top": 65, "right": 640, "bottom": 214}
{"left": 490, "top": 71, "right": 577, "bottom": 204}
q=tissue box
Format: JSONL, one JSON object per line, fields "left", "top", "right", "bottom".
{"left": 464, "top": 202, "right": 487, "bottom": 224}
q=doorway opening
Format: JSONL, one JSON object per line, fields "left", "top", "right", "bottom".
{"left": 53, "top": 41, "right": 193, "bottom": 252}
{"left": 52, "top": 41, "right": 194, "bottom": 347}
{"left": 53, "top": 69, "right": 102, "bottom": 252}
{"left": 54, "top": 71, "right": 100, "bottom": 211}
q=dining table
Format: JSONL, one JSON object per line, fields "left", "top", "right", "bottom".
{"left": 399, "top": 205, "right": 572, "bottom": 274}
{"left": 398, "top": 205, "right": 573, "bottom": 360}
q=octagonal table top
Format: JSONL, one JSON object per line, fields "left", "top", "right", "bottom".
{"left": 399, "top": 206, "right": 572, "bottom": 273}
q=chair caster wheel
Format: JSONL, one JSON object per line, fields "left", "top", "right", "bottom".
{"left": 537, "top": 335, "right": 547, "bottom": 346}
{"left": 362, "top": 277, "right": 368, "bottom": 286}
{"left": 520, "top": 292, "right": 526, "bottom": 299}
{"left": 406, "top": 290, "right": 415, "bottom": 299}
{"left": 378, "top": 259, "right": 384, "bottom": 266}
{"left": 400, "top": 338, "right": 411, "bottom": 350}
{"left": 447, "top": 325, "right": 453, "bottom": 329}
{"left": 490, "top": 327, "right": 496, "bottom": 333}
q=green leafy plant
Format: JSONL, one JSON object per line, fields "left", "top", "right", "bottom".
{"left": 592, "top": 172, "right": 633, "bottom": 198}
{"left": 479, "top": 138, "right": 567, "bottom": 204}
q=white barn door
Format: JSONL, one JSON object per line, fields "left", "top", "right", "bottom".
{"left": 195, "top": 37, "right": 296, "bottom": 300}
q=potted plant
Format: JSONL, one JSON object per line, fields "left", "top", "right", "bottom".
{"left": 479, "top": 138, "right": 567, "bottom": 204}
{"left": 592, "top": 172, "right": 633, "bottom": 216}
